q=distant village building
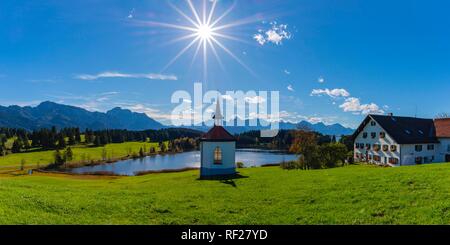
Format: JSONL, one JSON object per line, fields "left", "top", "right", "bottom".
{"left": 199, "top": 98, "right": 237, "bottom": 178}
{"left": 353, "top": 114, "right": 450, "bottom": 166}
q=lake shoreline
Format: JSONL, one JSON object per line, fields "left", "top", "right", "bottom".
{"left": 44, "top": 149, "right": 296, "bottom": 176}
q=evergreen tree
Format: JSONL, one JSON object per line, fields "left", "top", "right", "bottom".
{"left": 53, "top": 150, "right": 65, "bottom": 167}
{"left": 58, "top": 133, "right": 66, "bottom": 149}
{"left": 64, "top": 147, "right": 74, "bottom": 162}
{"left": 11, "top": 139, "right": 22, "bottom": 153}
{"left": 68, "top": 134, "right": 76, "bottom": 145}
{"left": 0, "top": 145, "right": 6, "bottom": 156}
{"left": 23, "top": 135, "right": 31, "bottom": 150}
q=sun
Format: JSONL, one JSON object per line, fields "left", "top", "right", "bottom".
{"left": 197, "top": 24, "right": 213, "bottom": 40}
{"left": 137, "top": 0, "right": 260, "bottom": 82}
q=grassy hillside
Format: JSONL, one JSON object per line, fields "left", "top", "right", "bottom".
{"left": 1, "top": 164, "right": 450, "bottom": 224}
{"left": 0, "top": 142, "right": 161, "bottom": 170}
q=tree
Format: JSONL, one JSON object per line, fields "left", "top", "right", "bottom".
{"left": 331, "top": 135, "right": 337, "bottom": 143}
{"left": 58, "top": 133, "right": 66, "bottom": 149}
{"left": 68, "top": 134, "right": 76, "bottom": 145}
{"left": 64, "top": 147, "right": 74, "bottom": 162}
{"left": 11, "top": 139, "right": 22, "bottom": 153}
{"left": 0, "top": 145, "right": 6, "bottom": 156}
{"left": 159, "top": 142, "right": 167, "bottom": 153}
{"left": 289, "top": 130, "right": 322, "bottom": 169}
{"left": 339, "top": 135, "right": 354, "bottom": 153}
{"left": 435, "top": 113, "right": 450, "bottom": 119}
{"left": 53, "top": 150, "right": 65, "bottom": 167}
{"left": 101, "top": 147, "right": 107, "bottom": 161}
{"left": 319, "top": 143, "right": 348, "bottom": 168}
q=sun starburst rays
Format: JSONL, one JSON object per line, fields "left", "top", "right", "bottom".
{"left": 141, "top": 0, "right": 259, "bottom": 82}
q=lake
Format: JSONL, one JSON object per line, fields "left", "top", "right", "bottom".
{"left": 68, "top": 149, "right": 297, "bottom": 176}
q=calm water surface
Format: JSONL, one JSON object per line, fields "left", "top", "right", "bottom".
{"left": 68, "top": 149, "right": 297, "bottom": 176}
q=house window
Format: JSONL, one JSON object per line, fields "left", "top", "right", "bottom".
{"left": 380, "top": 132, "right": 386, "bottom": 139}
{"left": 373, "top": 155, "right": 381, "bottom": 162}
{"left": 373, "top": 144, "right": 381, "bottom": 151}
{"left": 363, "top": 132, "right": 368, "bottom": 138}
{"left": 415, "top": 157, "right": 423, "bottom": 164}
{"left": 371, "top": 132, "right": 376, "bottom": 139}
{"left": 389, "top": 158, "right": 399, "bottom": 165}
{"left": 447, "top": 145, "right": 450, "bottom": 152}
{"left": 390, "top": 145, "right": 397, "bottom": 152}
{"left": 360, "top": 144, "right": 364, "bottom": 149}
{"left": 355, "top": 143, "right": 360, "bottom": 149}
{"left": 427, "top": 144, "right": 435, "bottom": 151}
{"left": 383, "top": 145, "right": 389, "bottom": 152}
{"left": 371, "top": 121, "right": 376, "bottom": 126}
{"left": 415, "top": 145, "right": 423, "bottom": 152}
{"left": 214, "top": 147, "right": 222, "bottom": 164}
{"left": 366, "top": 144, "right": 371, "bottom": 150}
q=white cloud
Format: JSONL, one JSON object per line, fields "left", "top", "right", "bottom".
{"left": 318, "top": 76, "right": 325, "bottom": 83}
{"left": 244, "top": 96, "right": 266, "bottom": 104}
{"left": 254, "top": 22, "right": 291, "bottom": 46}
{"left": 287, "top": 84, "right": 295, "bottom": 92}
{"left": 311, "top": 88, "right": 350, "bottom": 98}
{"left": 253, "top": 33, "right": 266, "bottom": 45}
{"left": 75, "top": 71, "right": 178, "bottom": 81}
{"left": 222, "top": 95, "right": 234, "bottom": 101}
{"left": 339, "top": 97, "right": 384, "bottom": 115}
{"left": 284, "top": 69, "right": 291, "bottom": 75}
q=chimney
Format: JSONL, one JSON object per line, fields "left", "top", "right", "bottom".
{"left": 387, "top": 113, "right": 393, "bottom": 116}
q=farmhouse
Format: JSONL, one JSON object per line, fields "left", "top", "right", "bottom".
{"left": 353, "top": 114, "right": 450, "bottom": 166}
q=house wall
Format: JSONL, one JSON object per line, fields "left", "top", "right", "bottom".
{"left": 400, "top": 143, "right": 439, "bottom": 165}
{"left": 354, "top": 118, "right": 400, "bottom": 166}
{"left": 437, "top": 138, "right": 450, "bottom": 162}
{"left": 200, "top": 141, "right": 236, "bottom": 176}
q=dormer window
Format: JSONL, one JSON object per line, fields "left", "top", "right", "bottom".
{"left": 383, "top": 145, "right": 389, "bottom": 151}
{"left": 405, "top": 130, "right": 411, "bottom": 135}
{"left": 214, "top": 147, "right": 222, "bottom": 164}
{"left": 363, "top": 132, "right": 368, "bottom": 138}
{"left": 371, "top": 132, "right": 376, "bottom": 139}
{"left": 380, "top": 132, "right": 386, "bottom": 139}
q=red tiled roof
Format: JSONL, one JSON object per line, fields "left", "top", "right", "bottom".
{"left": 201, "top": 125, "right": 236, "bottom": 142}
{"left": 435, "top": 118, "right": 450, "bottom": 138}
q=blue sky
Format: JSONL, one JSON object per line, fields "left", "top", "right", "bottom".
{"left": 1, "top": 0, "right": 449, "bottom": 128}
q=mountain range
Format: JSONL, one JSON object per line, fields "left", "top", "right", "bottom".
{"left": 0, "top": 101, "right": 355, "bottom": 135}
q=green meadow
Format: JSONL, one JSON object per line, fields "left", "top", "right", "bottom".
{"left": 0, "top": 142, "right": 161, "bottom": 170}
{"left": 1, "top": 164, "right": 450, "bottom": 224}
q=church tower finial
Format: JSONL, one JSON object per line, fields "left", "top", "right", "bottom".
{"left": 214, "top": 96, "right": 223, "bottom": 126}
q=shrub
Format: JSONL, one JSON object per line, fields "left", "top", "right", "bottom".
{"left": 280, "top": 161, "right": 301, "bottom": 170}
{"left": 236, "top": 162, "right": 245, "bottom": 168}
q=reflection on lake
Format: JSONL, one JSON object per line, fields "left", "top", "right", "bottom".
{"left": 68, "top": 149, "right": 297, "bottom": 176}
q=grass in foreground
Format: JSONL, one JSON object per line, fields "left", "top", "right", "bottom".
{"left": 1, "top": 163, "right": 450, "bottom": 224}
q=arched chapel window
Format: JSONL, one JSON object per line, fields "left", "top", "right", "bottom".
{"left": 214, "top": 147, "right": 222, "bottom": 164}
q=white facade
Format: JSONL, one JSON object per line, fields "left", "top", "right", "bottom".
{"left": 354, "top": 117, "right": 446, "bottom": 166}
{"left": 200, "top": 141, "right": 236, "bottom": 174}
{"left": 354, "top": 118, "right": 401, "bottom": 166}
{"left": 437, "top": 138, "right": 450, "bottom": 163}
